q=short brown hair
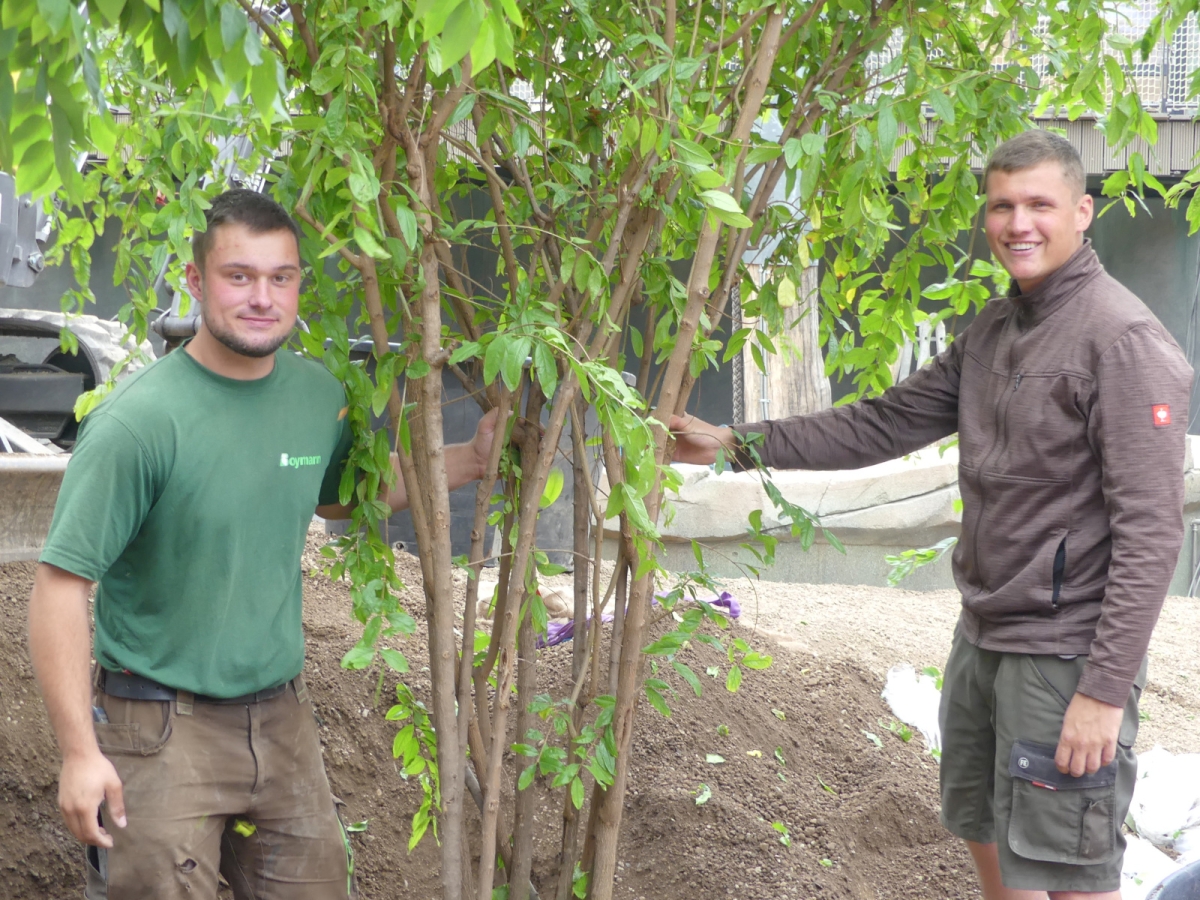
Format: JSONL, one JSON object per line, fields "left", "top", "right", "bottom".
{"left": 984, "top": 131, "right": 1085, "bottom": 198}
{"left": 192, "top": 189, "right": 302, "bottom": 271}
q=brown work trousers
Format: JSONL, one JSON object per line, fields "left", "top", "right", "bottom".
{"left": 85, "top": 676, "right": 351, "bottom": 899}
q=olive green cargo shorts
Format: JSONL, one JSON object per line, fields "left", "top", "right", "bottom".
{"left": 938, "top": 626, "right": 1146, "bottom": 893}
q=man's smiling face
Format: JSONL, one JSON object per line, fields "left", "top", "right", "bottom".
{"left": 185, "top": 222, "right": 301, "bottom": 358}
{"left": 984, "top": 160, "right": 1094, "bottom": 294}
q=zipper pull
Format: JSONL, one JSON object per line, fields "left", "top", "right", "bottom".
{"left": 1014, "top": 373, "right": 1023, "bottom": 390}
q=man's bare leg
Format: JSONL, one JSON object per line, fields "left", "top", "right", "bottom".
{"left": 967, "top": 841, "right": 1047, "bottom": 900}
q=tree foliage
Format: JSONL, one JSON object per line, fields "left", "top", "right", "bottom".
{"left": 4, "top": 1, "right": 1195, "bottom": 899}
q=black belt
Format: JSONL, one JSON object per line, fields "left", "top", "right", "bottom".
{"left": 100, "top": 668, "right": 290, "bottom": 705}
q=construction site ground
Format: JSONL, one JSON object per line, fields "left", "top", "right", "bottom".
{"left": 2, "top": 538, "right": 1197, "bottom": 899}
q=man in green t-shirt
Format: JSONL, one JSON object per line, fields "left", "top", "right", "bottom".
{"left": 27, "top": 189, "right": 495, "bottom": 899}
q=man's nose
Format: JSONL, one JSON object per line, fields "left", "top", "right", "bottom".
{"left": 1009, "top": 205, "right": 1033, "bottom": 233}
{"left": 247, "top": 278, "right": 273, "bottom": 307}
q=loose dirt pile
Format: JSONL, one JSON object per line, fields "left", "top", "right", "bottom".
{"left": 2, "top": 542, "right": 1196, "bottom": 899}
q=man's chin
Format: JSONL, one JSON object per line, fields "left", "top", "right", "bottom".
{"left": 211, "top": 328, "right": 290, "bottom": 359}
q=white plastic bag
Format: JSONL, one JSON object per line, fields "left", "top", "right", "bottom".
{"left": 881, "top": 664, "right": 942, "bottom": 753}
{"left": 1128, "top": 745, "right": 1200, "bottom": 863}
{"left": 1121, "top": 834, "right": 1180, "bottom": 900}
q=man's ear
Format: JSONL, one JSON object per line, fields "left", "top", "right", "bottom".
{"left": 1076, "top": 192, "right": 1095, "bottom": 235}
{"left": 184, "top": 261, "right": 204, "bottom": 304}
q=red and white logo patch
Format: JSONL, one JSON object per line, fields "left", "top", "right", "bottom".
{"left": 1153, "top": 404, "right": 1172, "bottom": 427}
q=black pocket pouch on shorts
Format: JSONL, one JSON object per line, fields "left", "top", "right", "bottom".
{"left": 1007, "top": 740, "right": 1119, "bottom": 864}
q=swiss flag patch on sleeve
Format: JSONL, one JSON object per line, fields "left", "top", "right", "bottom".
{"left": 1152, "top": 404, "right": 1172, "bottom": 427}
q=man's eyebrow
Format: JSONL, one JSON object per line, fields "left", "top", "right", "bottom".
{"left": 217, "top": 261, "right": 301, "bottom": 273}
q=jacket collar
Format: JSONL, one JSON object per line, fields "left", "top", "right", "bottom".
{"left": 1007, "top": 239, "right": 1103, "bottom": 329}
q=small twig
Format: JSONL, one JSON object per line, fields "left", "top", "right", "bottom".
{"left": 294, "top": 202, "right": 365, "bottom": 270}
{"left": 234, "top": 0, "right": 289, "bottom": 64}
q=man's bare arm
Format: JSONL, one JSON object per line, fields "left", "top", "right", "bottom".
{"left": 317, "top": 408, "right": 499, "bottom": 520}
{"left": 28, "top": 563, "right": 126, "bottom": 847}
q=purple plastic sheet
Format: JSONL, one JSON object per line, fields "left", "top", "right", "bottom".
{"left": 537, "top": 590, "right": 740, "bottom": 649}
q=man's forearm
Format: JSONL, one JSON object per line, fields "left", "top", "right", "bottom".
{"left": 28, "top": 564, "right": 99, "bottom": 761}
{"left": 384, "top": 441, "right": 481, "bottom": 514}
{"left": 444, "top": 440, "right": 486, "bottom": 493}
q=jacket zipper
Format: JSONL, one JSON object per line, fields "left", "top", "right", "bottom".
{"left": 972, "top": 316, "right": 1021, "bottom": 588}
{"left": 1051, "top": 538, "right": 1066, "bottom": 610}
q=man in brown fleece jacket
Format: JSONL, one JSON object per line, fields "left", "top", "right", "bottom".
{"left": 671, "top": 131, "right": 1192, "bottom": 900}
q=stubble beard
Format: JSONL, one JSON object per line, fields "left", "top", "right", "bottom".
{"left": 203, "top": 313, "right": 291, "bottom": 359}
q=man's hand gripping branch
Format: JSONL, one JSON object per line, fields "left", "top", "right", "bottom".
{"left": 317, "top": 407, "right": 501, "bottom": 520}
{"left": 668, "top": 414, "right": 739, "bottom": 466}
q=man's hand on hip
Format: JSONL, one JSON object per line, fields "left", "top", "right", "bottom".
{"left": 59, "top": 749, "right": 126, "bottom": 847}
{"left": 668, "top": 414, "right": 737, "bottom": 465}
{"left": 1054, "top": 692, "right": 1124, "bottom": 777}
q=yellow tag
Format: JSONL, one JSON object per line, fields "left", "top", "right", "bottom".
{"left": 232, "top": 819, "right": 257, "bottom": 837}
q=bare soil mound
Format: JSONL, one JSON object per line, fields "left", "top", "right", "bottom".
{"left": 1, "top": 550, "right": 981, "bottom": 899}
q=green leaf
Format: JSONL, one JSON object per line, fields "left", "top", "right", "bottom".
{"left": 725, "top": 664, "right": 742, "bottom": 692}
{"left": 354, "top": 227, "right": 391, "bottom": 260}
{"left": 693, "top": 783, "right": 712, "bottom": 805}
{"left": 341, "top": 644, "right": 376, "bottom": 670}
{"left": 436, "top": 0, "right": 483, "bottom": 73}
{"left": 639, "top": 118, "right": 658, "bottom": 158}
{"left": 671, "top": 138, "right": 715, "bottom": 171}
{"left": 672, "top": 661, "right": 702, "bottom": 697}
{"left": 394, "top": 205, "right": 418, "bottom": 250}
{"left": 380, "top": 648, "right": 409, "bottom": 672}
{"left": 449, "top": 341, "right": 481, "bottom": 365}
{"left": 782, "top": 138, "right": 803, "bottom": 169}
{"left": 705, "top": 753, "right": 724, "bottom": 764}
{"left": 498, "top": 0, "right": 523, "bottom": 27}
{"left": 37, "top": 0, "right": 70, "bottom": 32}
{"left": 500, "top": 334, "right": 531, "bottom": 391}
{"left": 877, "top": 100, "right": 898, "bottom": 156}
{"left": 447, "top": 93, "right": 477, "bottom": 128}
{"left": 540, "top": 467, "right": 564, "bottom": 508}
{"left": 698, "top": 189, "right": 743, "bottom": 215}
{"left": 250, "top": 61, "right": 279, "bottom": 122}
{"left": 219, "top": 2, "right": 247, "bottom": 51}
{"left": 14, "top": 141, "right": 55, "bottom": 195}
{"left": 517, "top": 764, "right": 536, "bottom": 790}
{"left": 645, "top": 683, "right": 671, "bottom": 717}
{"left": 927, "top": 90, "right": 955, "bottom": 126}
{"left": 570, "top": 776, "right": 585, "bottom": 810}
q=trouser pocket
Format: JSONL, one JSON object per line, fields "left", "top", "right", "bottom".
{"left": 1007, "top": 739, "right": 1119, "bottom": 864}
{"left": 93, "top": 692, "right": 175, "bottom": 757}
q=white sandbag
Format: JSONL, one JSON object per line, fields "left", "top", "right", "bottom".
{"left": 475, "top": 580, "right": 500, "bottom": 620}
{"left": 1128, "top": 745, "right": 1200, "bottom": 859}
{"left": 539, "top": 587, "right": 574, "bottom": 620}
{"left": 1121, "top": 834, "right": 1181, "bottom": 900}
{"left": 881, "top": 664, "right": 942, "bottom": 753}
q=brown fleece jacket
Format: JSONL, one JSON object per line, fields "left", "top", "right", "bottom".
{"left": 732, "top": 243, "right": 1192, "bottom": 706}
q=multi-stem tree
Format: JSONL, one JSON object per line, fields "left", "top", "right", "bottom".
{"left": 3, "top": 1, "right": 1183, "bottom": 898}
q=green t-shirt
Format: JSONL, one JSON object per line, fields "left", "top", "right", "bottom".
{"left": 40, "top": 348, "right": 353, "bottom": 698}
